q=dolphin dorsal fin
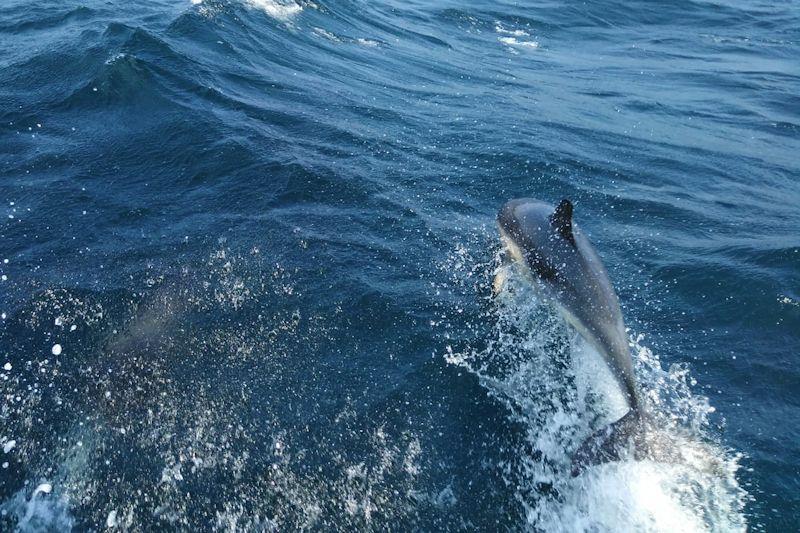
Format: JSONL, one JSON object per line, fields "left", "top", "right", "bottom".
{"left": 550, "top": 199, "right": 575, "bottom": 245}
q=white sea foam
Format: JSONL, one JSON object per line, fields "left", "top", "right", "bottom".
{"left": 495, "top": 23, "right": 530, "bottom": 37}
{"left": 356, "top": 38, "right": 380, "bottom": 47}
{"left": 104, "top": 53, "right": 126, "bottom": 65}
{"left": 0, "top": 416, "right": 101, "bottom": 531}
{"left": 33, "top": 484, "right": 52, "bottom": 496}
{"left": 0, "top": 483, "right": 74, "bottom": 532}
{"left": 313, "top": 27, "right": 380, "bottom": 47}
{"left": 313, "top": 27, "right": 341, "bottom": 43}
{"left": 499, "top": 37, "right": 539, "bottom": 49}
{"left": 247, "top": 0, "right": 302, "bottom": 20}
{"left": 192, "top": 0, "right": 303, "bottom": 20}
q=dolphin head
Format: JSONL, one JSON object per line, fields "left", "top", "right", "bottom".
{"left": 496, "top": 198, "right": 640, "bottom": 410}
{"left": 497, "top": 198, "right": 576, "bottom": 285}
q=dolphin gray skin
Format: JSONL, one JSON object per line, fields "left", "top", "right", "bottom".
{"left": 496, "top": 198, "right": 645, "bottom": 472}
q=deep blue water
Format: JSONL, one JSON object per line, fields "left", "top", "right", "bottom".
{"left": 1, "top": 0, "right": 798, "bottom": 530}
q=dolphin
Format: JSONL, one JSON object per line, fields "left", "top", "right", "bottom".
{"left": 496, "top": 198, "right": 648, "bottom": 474}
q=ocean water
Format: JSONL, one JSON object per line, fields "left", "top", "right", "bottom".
{"left": 0, "top": 0, "right": 798, "bottom": 530}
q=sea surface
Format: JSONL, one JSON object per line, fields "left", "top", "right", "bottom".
{"left": 1, "top": 0, "right": 798, "bottom": 530}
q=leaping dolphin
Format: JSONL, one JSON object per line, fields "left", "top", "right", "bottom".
{"left": 496, "top": 198, "right": 648, "bottom": 474}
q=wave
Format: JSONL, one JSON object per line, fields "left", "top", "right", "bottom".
{"left": 0, "top": 6, "right": 94, "bottom": 34}
{"left": 247, "top": 0, "right": 303, "bottom": 20}
{"left": 193, "top": 0, "right": 305, "bottom": 21}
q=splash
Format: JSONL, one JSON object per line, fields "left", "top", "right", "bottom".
{"left": 442, "top": 244, "right": 748, "bottom": 532}
{"left": 0, "top": 422, "right": 98, "bottom": 532}
{"left": 0, "top": 245, "right": 439, "bottom": 530}
{"left": 0, "top": 485, "right": 74, "bottom": 532}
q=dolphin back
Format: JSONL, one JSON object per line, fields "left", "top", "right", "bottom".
{"left": 497, "top": 198, "right": 640, "bottom": 408}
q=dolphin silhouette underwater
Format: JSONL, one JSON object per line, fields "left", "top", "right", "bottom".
{"left": 496, "top": 198, "right": 664, "bottom": 475}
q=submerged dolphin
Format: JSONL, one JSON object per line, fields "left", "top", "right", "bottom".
{"left": 496, "top": 198, "right": 647, "bottom": 473}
